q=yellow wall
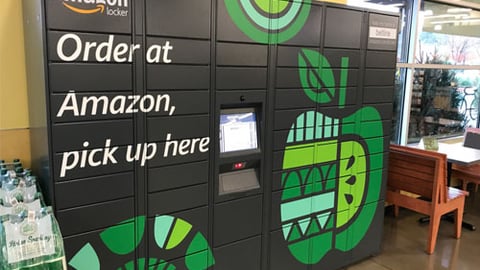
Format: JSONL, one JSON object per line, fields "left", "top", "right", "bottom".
{"left": 0, "top": 0, "right": 31, "bottom": 167}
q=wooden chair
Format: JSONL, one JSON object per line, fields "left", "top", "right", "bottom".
{"left": 452, "top": 164, "right": 480, "bottom": 192}
{"left": 452, "top": 128, "right": 480, "bottom": 192}
{"left": 387, "top": 144, "right": 469, "bottom": 254}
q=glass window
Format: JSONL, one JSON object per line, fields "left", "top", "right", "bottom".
{"left": 456, "top": 0, "right": 480, "bottom": 5}
{"left": 391, "top": 68, "right": 407, "bottom": 143}
{"left": 417, "top": 1, "right": 480, "bottom": 65}
{"left": 396, "top": 1, "right": 414, "bottom": 63}
{"left": 406, "top": 68, "right": 480, "bottom": 143}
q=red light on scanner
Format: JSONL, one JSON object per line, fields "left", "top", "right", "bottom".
{"left": 233, "top": 162, "right": 246, "bottom": 170}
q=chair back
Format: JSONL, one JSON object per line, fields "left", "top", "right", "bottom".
{"left": 463, "top": 128, "right": 480, "bottom": 149}
{"left": 388, "top": 144, "right": 447, "bottom": 204}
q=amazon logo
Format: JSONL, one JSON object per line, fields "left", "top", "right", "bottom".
{"left": 62, "top": 0, "right": 129, "bottom": 17}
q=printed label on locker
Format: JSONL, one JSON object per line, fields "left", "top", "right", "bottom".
{"left": 369, "top": 26, "right": 397, "bottom": 40}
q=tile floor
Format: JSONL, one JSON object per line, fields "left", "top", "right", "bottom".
{"left": 346, "top": 188, "right": 480, "bottom": 270}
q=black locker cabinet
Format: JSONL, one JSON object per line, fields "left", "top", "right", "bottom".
{"left": 23, "top": 1, "right": 398, "bottom": 269}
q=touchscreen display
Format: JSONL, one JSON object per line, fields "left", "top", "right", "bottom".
{"left": 220, "top": 109, "right": 258, "bottom": 153}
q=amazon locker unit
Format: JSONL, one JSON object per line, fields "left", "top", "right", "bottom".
{"left": 22, "top": 0, "right": 399, "bottom": 269}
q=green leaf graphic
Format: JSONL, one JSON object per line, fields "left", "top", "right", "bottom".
{"left": 298, "top": 49, "right": 336, "bottom": 104}
{"left": 100, "top": 216, "right": 145, "bottom": 255}
{"left": 185, "top": 232, "right": 215, "bottom": 270}
{"left": 166, "top": 218, "right": 192, "bottom": 250}
{"left": 69, "top": 243, "right": 100, "bottom": 270}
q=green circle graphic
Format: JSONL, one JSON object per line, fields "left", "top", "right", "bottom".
{"left": 224, "top": 0, "right": 312, "bottom": 44}
{"left": 255, "top": 0, "right": 288, "bottom": 13}
{"left": 68, "top": 215, "right": 215, "bottom": 270}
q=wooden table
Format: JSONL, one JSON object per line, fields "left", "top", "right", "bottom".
{"left": 417, "top": 141, "right": 479, "bottom": 231}
{"left": 436, "top": 142, "right": 480, "bottom": 167}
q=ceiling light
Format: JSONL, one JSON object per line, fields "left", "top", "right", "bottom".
{"left": 423, "top": 10, "right": 434, "bottom": 16}
{"left": 447, "top": 8, "right": 472, "bottom": 13}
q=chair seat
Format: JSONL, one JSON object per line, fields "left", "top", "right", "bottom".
{"left": 452, "top": 163, "right": 480, "bottom": 192}
{"left": 452, "top": 163, "right": 480, "bottom": 175}
{"left": 447, "top": 187, "right": 469, "bottom": 200}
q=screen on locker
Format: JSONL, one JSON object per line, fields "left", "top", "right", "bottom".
{"left": 220, "top": 108, "right": 258, "bottom": 153}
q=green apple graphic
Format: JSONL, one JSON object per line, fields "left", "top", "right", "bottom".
{"left": 68, "top": 215, "right": 215, "bottom": 270}
{"left": 280, "top": 49, "right": 383, "bottom": 264}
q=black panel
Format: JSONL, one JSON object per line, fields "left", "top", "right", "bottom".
{"left": 64, "top": 226, "right": 135, "bottom": 269}
{"left": 366, "top": 51, "right": 397, "bottom": 68}
{"left": 274, "top": 108, "right": 311, "bottom": 131}
{"left": 48, "top": 31, "right": 133, "bottom": 63}
{"left": 279, "top": 4, "right": 322, "bottom": 47}
{"left": 270, "top": 189, "right": 284, "bottom": 231}
{"left": 147, "top": 115, "right": 209, "bottom": 142}
{"left": 53, "top": 146, "right": 134, "bottom": 181}
{"left": 363, "top": 86, "right": 394, "bottom": 103}
{"left": 379, "top": 169, "right": 388, "bottom": 202}
{"left": 149, "top": 141, "right": 209, "bottom": 167}
{"left": 146, "top": 91, "right": 209, "bottom": 116}
{"left": 148, "top": 184, "right": 208, "bottom": 216}
{"left": 27, "top": 1, "right": 399, "bottom": 269}
{"left": 148, "top": 161, "right": 208, "bottom": 192}
{"left": 272, "top": 151, "right": 285, "bottom": 171}
{"left": 216, "top": 67, "right": 267, "bottom": 90}
{"left": 324, "top": 49, "right": 361, "bottom": 68}
{"left": 310, "top": 240, "right": 353, "bottom": 270}
{"left": 364, "top": 69, "right": 395, "bottom": 86}
{"left": 345, "top": 69, "right": 359, "bottom": 87}
{"left": 276, "top": 68, "right": 358, "bottom": 89}
{"left": 277, "top": 47, "right": 359, "bottom": 68}
{"left": 277, "top": 46, "right": 310, "bottom": 68}
{"left": 145, "top": 0, "right": 211, "bottom": 39}
{"left": 146, "top": 37, "right": 210, "bottom": 65}
{"left": 147, "top": 65, "right": 210, "bottom": 90}
{"left": 216, "top": 0, "right": 267, "bottom": 43}
{"left": 344, "top": 87, "right": 359, "bottom": 106}
{"left": 273, "top": 130, "right": 289, "bottom": 151}
{"left": 56, "top": 198, "right": 135, "bottom": 236}
{"left": 51, "top": 119, "right": 133, "bottom": 152}
{"left": 50, "top": 92, "right": 134, "bottom": 123}
{"left": 275, "top": 68, "right": 302, "bottom": 89}
{"left": 269, "top": 229, "right": 308, "bottom": 270}
{"left": 148, "top": 256, "right": 189, "bottom": 270}
{"left": 46, "top": 0, "right": 131, "bottom": 34}
{"left": 270, "top": 220, "right": 354, "bottom": 270}
{"left": 55, "top": 172, "right": 134, "bottom": 209}
{"left": 147, "top": 207, "right": 209, "bottom": 263}
{"left": 272, "top": 171, "right": 283, "bottom": 191}
{"left": 217, "top": 43, "right": 268, "bottom": 66}
{"left": 368, "top": 14, "right": 399, "bottom": 51}
{"left": 213, "top": 195, "right": 262, "bottom": 247}
{"left": 275, "top": 88, "right": 313, "bottom": 109}
{"left": 213, "top": 236, "right": 261, "bottom": 270}
{"left": 371, "top": 103, "right": 394, "bottom": 120}
{"left": 324, "top": 7, "right": 363, "bottom": 49}
{"left": 215, "top": 90, "right": 266, "bottom": 105}
{"left": 350, "top": 201, "right": 384, "bottom": 264}
{"left": 49, "top": 63, "right": 133, "bottom": 92}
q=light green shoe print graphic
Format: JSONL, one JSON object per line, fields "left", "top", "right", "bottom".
{"left": 280, "top": 49, "right": 383, "bottom": 264}
{"left": 224, "top": 0, "right": 312, "bottom": 44}
{"left": 69, "top": 215, "right": 215, "bottom": 270}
